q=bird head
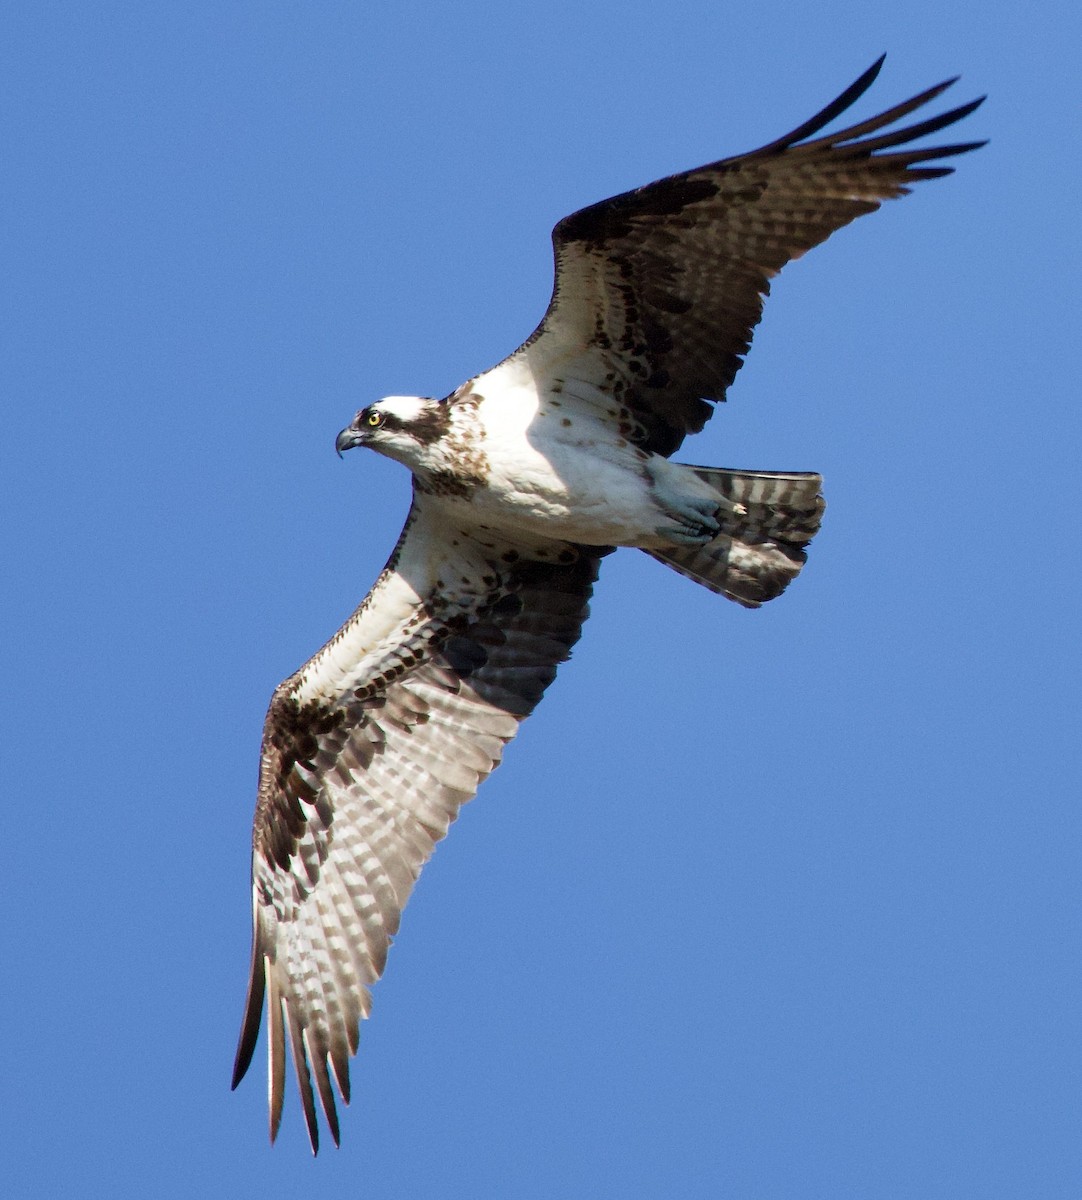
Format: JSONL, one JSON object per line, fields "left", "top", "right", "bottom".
{"left": 335, "top": 396, "right": 450, "bottom": 468}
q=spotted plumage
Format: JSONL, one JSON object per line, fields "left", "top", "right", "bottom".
{"left": 232, "top": 57, "right": 984, "bottom": 1151}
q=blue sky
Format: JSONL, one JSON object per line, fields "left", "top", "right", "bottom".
{"left": 3, "top": 3, "right": 1079, "bottom": 1197}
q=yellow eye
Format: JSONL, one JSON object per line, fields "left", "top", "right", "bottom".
{"left": 366, "top": 410, "right": 384, "bottom": 428}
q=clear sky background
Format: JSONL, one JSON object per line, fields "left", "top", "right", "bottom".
{"left": 3, "top": 3, "right": 1079, "bottom": 1197}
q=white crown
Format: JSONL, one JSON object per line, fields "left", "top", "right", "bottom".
{"left": 375, "top": 395, "right": 430, "bottom": 422}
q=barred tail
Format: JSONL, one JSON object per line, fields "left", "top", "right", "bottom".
{"left": 645, "top": 467, "right": 825, "bottom": 608}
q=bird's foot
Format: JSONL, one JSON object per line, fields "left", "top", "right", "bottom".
{"left": 654, "top": 519, "right": 719, "bottom": 545}
{"left": 653, "top": 494, "right": 722, "bottom": 546}
{"left": 646, "top": 455, "right": 723, "bottom": 545}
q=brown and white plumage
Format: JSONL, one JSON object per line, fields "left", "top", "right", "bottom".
{"left": 233, "top": 500, "right": 605, "bottom": 1148}
{"left": 232, "top": 57, "right": 983, "bottom": 1151}
{"left": 504, "top": 55, "right": 983, "bottom": 456}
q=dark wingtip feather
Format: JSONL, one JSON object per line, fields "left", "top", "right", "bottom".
{"left": 231, "top": 932, "right": 266, "bottom": 1090}
{"left": 311, "top": 1050, "right": 342, "bottom": 1148}
{"left": 754, "top": 56, "right": 887, "bottom": 153}
{"left": 331, "top": 1044, "right": 353, "bottom": 1106}
{"left": 840, "top": 95, "right": 986, "bottom": 154}
{"left": 905, "top": 139, "right": 989, "bottom": 161}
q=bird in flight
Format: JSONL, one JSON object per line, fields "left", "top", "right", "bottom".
{"left": 231, "top": 56, "right": 984, "bottom": 1151}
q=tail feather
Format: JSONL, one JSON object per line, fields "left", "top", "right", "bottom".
{"left": 646, "top": 466, "right": 824, "bottom": 608}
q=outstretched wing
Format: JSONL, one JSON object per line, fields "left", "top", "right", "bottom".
{"left": 232, "top": 495, "right": 606, "bottom": 1151}
{"left": 498, "top": 56, "right": 984, "bottom": 455}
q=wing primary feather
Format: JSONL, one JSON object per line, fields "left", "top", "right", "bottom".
{"left": 330, "top": 1041, "right": 352, "bottom": 1106}
{"left": 304, "top": 896, "right": 353, "bottom": 1131}
{"left": 285, "top": 1004, "right": 321, "bottom": 1154}
{"left": 831, "top": 97, "right": 987, "bottom": 155}
{"left": 231, "top": 917, "right": 265, "bottom": 1090}
{"left": 781, "top": 77, "right": 962, "bottom": 154}
{"left": 750, "top": 54, "right": 888, "bottom": 153}
{"left": 268, "top": 971, "right": 287, "bottom": 1144}
{"left": 305, "top": 1026, "right": 342, "bottom": 1149}
{"left": 860, "top": 142, "right": 988, "bottom": 176}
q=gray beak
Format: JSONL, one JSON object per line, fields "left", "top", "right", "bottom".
{"left": 335, "top": 424, "right": 364, "bottom": 457}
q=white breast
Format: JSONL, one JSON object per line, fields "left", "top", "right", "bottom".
{"left": 458, "top": 362, "right": 659, "bottom": 545}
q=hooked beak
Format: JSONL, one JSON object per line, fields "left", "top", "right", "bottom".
{"left": 335, "top": 423, "right": 364, "bottom": 458}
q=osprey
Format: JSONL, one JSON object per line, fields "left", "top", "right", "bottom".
{"left": 232, "top": 57, "right": 984, "bottom": 1150}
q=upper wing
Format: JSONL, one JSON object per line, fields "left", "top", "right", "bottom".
{"left": 500, "top": 56, "right": 984, "bottom": 455}
{"left": 231, "top": 495, "right": 606, "bottom": 1151}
